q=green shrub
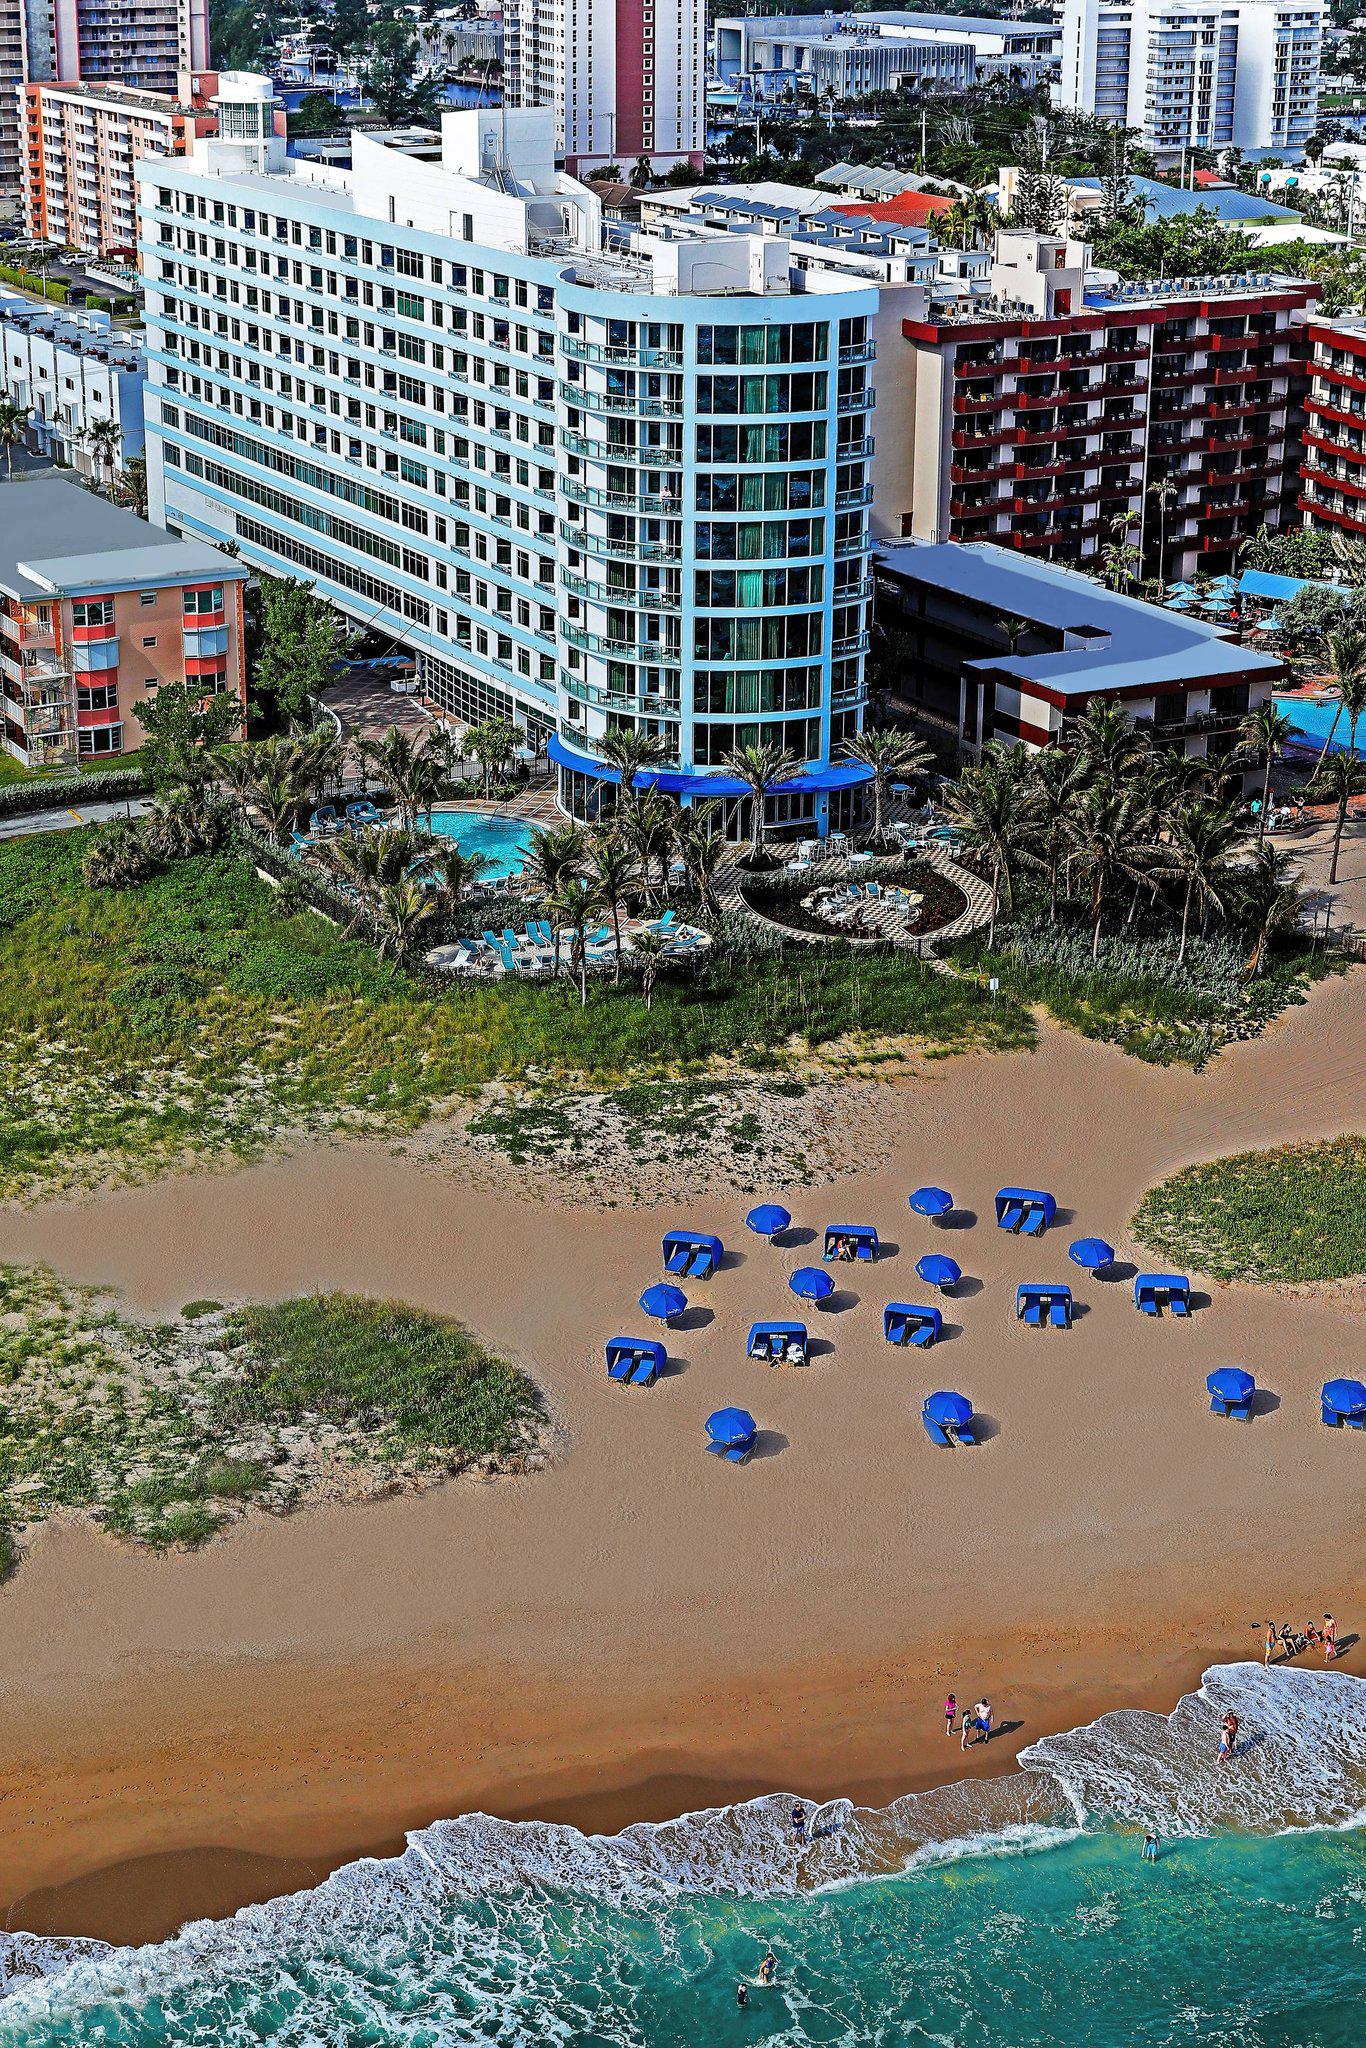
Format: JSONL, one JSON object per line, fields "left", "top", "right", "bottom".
{"left": 1135, "top": 1136, "right": 1366, "bottom": 1283}
{"left": 0, "top": 765, "right": 150, "bottom": 818}
{"left": 181, "top": 1299, "right": 223, "bottom": 1319}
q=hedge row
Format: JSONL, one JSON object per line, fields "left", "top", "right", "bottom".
{"left": 0, "top": 262, "right": 68, "bottom": 303}
{"left": 0, "top": 765, "right": 151, "bottom": 818}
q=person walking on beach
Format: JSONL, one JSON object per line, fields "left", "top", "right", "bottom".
{"left": 1141, "top": 1832, "right": 1158, "bottom": 1863}
{"left": 1264, "top": 1622, "right": 1278, "bottom": 1666}
{"left": 791, "top": 1803, "right": 808, "bottom": 1846}
{"left": 944, "top": 1692, "right": 957, "bottom": 1738}
{"left": 1219, "top": 1712, "right": 1239, "bottom": 1764}
{"left": 1323, "top": 1614, "right": 1338, "bottom": 1662}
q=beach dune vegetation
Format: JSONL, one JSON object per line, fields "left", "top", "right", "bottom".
{"left": 1134, "top": 1136, "right": 1366, "bottom": 1284}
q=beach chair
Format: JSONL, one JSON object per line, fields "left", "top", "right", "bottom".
{"left": 482, "top": 930, "right": 501, "bottom": 950}
{"left": 1020, "top": 1296, "right": 1044, "bottom": 1327}
{"left": 649, "top": 909, "right": 678, "bottom": 935}
{"left": 606, "top": 1337, "right": 664, "bottom": 1388}
{"left": 1021, "top": 1204, "right": 1049, "bottom": 1238}
{"left": 289, "top": 830, "right": 313, "bottom": 856}
{"left": 947, "top": 1421, "right": 977, "bottom": 1447}
{"left": 922, "top": 1416, "right": 953, "bottom": 1447}
{"left": 309, "top": 803, "right": 340, "bottom": 833}
{"left": 1048, "top": 1296, "right": 1072, "bottom": 1329}
{"left": 663, "top": 1230, "right": 723, "bottom": 1281}
{"left": 347, "top": 799, "right": 382, "bottom": 826}
{"left": 1211, "top": 1389, "right": 1253, "bottom": 1420}
{"left": 883, "top": 1303, "right": 942, "bottom": 1348}
{"left": 998, "top": 1197, "right": 1025, "bottom": 1233}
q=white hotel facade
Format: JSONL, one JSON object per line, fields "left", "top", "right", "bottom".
{"left": 138, "top": 87, "right": 876, "bottom": 834}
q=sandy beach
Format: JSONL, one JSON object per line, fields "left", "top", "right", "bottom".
{"left": 0, "top": 970, "right": 1362, "bottom": 1947}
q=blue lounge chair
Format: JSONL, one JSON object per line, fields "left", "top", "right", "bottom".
{"left": 747, "top": 1320, "right": 807, "bottom": 1365}
{"left": 1017, "top": 1283, "right": 1071, "bottom": 1329}
{"left": 883, "top": 1302, "right": 942, "bottom": 1348}
{"left": 347, "top": 799, "right": 382, "bottom": 826}
{"left": 605, "top": 1337, "right": 665, "bottom": 1387}
{"left": 309, "top": 803, "right": 340, "bottom": 833}
{"left": 482, "top": 930, "right": 501, "bottom": 949}
{"left": 1134, "top": 1273, "right": 1191, "bottom": 1317}
{"left": 662, "top": 1229, "right": 723, "bottom": 1281}
{"left": 290, "top": 829, "right": 313, "bottom": 855}
{"left": 649, "top": 909, "right": 678, "bottom": 935}
{"left": 996, "top": 1187, "right": 1057, "bottom": 1236}
{"left": 823, "top": 1224, "right": 879, "bottom": 1263}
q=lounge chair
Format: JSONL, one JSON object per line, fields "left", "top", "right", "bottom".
{"left": 1048, "top": 1298, "right": 1071, "bottom": 1329}
{"left": 999, "top": 1200, "right": 1025, "bottom": 1233}
{"left": 482, "top": 930, "right": 501, "bottom": 950}
{"left": 649, "top": 909, "right": 678, "bottom": 934}
{"left": 923, "top": 1417, "right": 953, "bottom": 1447}
{"left": 630, "top": 1354, "right": 659, "bottom": 1387}
{"left": 290, "top": 830, "right": 313, "bottom": 855}
{"left": 947, "top": 1421, "right": 976, "bottom": 1447}
{"left": 1021, "top": 1299, "right": 1044, "bottom": 1327}
{"left": 1169, "top": 1294, "right": 1189, "bottom": 1316}
{"left": 1021, "top": 1206, "right": 1048, "bottom": 1237}
{"left": 607, "top": 1351, "right": 635, "bottom": 1383}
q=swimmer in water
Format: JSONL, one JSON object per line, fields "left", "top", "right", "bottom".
{"left": 759, "top": 1952, "right": 777, "bottom": 1986}
{"left": 1141, "top": 1833, "right": 1158, "bottom": 1863}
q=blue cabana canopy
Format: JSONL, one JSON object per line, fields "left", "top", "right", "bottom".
{"left": 915, "top": 1253, "right": 961, "bottom": 1292}
{"left": 909, "top": 1186, "right": 954, "bottom": 1220}
{"left": 605, "top": 1336, "right": 665, "bottom": 1387}
{"left": 663, "top": 1229, "right": 723, "bottom": 1280}
{"left": 922, "top": 1389, "right": 975, "bottom": 1446}
{"left": 639, "top": 1282, "right": 687, "bottom": 1322}
{"left": 1207, "top": 1366, "right": 1255, "bottom": 1418}
{"left": 790, "top": 1265, "right": 835, "bottom": 1303}
{"left": 1016, "top": 1282, "right": 1072, "bottom": 1328}
{"left": 1134, "top": 1273, "right": 1191, "bottom": 1316}
{"left": 746, "top": 1203, "right": 791, "bottom": 1238}
{"left": 1322, "top": 1377, "right": 1366, "bottom": 1427}
{"left": 747, "top": 1320, "right": 807, "bottom": 1363}
{"left": 824, "top": 1224, "right": 879, "bottom": 1261}
{"left": 996, "top": 1187, "right": 1056, "bottom": 1236}
{"left": 884, "top": 1301, "right": 942, "bottom": 1347}
{"left": 550, "top": 732, "right": 874, "bottom": 801}
{"left": 706, "top": 1406, "right": 758, "bottom": 1462}
{"left": 1069, "top": 1236, "right": 1114, "bottom": 1272}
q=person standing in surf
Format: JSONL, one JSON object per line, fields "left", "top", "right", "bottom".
{"left": 1323, "top": 1614, "right": 1338, "bottom": 1662}
{"left": 759, "top": 1952, "right": 778, "bottom": 1986}
{"left": 1142, "top": 1833, "right": 1158, "bottom": 1862}
{"left": 791, "top": 1803, "right": 808, "bottom": 1846}
{"left": 1219, "top": 1712, "right": 1239, "bottom": 1764}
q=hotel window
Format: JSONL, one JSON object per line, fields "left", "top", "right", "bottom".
{"left": 183, "top": 586, "right": 223, "bottom": 615}
{"left": 72, "top": 597, "right": 115, "bottom": 629}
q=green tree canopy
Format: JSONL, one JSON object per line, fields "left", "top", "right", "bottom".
{"left": 252, "top": 573, "right": 346, "bottom": 727}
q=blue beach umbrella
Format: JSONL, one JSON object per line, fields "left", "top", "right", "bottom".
{"left": 789, "top": 1266, "right": 835, "bottom": 1304}
{"left": 916, "top": 1252, "right": 961, "bottom": 1291}
{"left": 909, "top": 1185, "right": 954, "bottom": 1221}
{"left": 1207, "top": 1367, "right": 1255, "bottom": 1403}
{"left": 1322, "top": 1377, "right": 1366, "bottom": 1415}
{"left": 923, "top": 1389, "right": 973, "bottom": 1430}
{"left": 746, "top": 1202, "right": 792, "bottom": 1238}
{"left": 639, "top": 1282, "right": 687, "bottom": 1323}
{"left": 706, "top": 1406, "right": 757, "bottom": 1449}
{"left": 1069, "top": 1236, "right": 1115, "bottom": 1272}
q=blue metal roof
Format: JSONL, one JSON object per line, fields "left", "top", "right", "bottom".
{"left": 550, "top": 733, "right": 874, "bottom": 796}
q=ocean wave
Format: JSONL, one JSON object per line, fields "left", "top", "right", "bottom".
{"left": 2, "top": 1661, "right": 1362, "bottom": 2032}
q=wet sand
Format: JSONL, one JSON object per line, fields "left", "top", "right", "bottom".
{"left": 0, "top": 974, "right": 1363, "bottom": 1946}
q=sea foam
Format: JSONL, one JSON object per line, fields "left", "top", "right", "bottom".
{"left": 1, "top": 1662, "right": 1362, "bottom": 2029}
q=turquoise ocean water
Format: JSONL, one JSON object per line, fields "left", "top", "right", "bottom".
{"left": 2, "top": 1664, "right": 1363, "bottom": 2047}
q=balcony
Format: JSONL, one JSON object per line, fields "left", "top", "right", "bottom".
{"left": 565, "top": 624, "right": 680, "bottom": 659}
{"left": 558, "top": 382, "right": 683, "bottom": 418}
{"left": 562, "top": 476, "right": 685, "bottom": 515}
{"left": 561, "top": 570, "right": 677, "bottom": 612}
{"left": 562, "top": 523, "right": 682, "bottom": 565}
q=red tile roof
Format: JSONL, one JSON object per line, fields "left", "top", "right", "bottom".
{"left": 829, "top": 190, "right": 956, "bottom": 227}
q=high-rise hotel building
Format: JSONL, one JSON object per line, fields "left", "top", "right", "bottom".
{"left": 505, "top": 0, "right": 705, "bottom": 174}
{"left": 139, "top": 91, "right": 876, "bottom": 835}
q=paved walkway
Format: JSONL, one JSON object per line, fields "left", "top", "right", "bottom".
{"left": 718, "top": 837, "right": 994, "bottom": 957}
{"left": 0, "top": 796, "right": 149, "bottom": 842}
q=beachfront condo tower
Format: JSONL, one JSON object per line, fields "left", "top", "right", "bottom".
{"left": 138, "top": 94, "right": 877, "bottom": 837}
{"left": 503, "top": 0, "right": 705, "bottom": 174}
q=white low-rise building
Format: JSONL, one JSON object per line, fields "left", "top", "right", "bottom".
{"left": 714, "top": 10, "right": 1059, "bottom": 102}
{"left": 0, "top": 294, "right": 145, "bottom": 476}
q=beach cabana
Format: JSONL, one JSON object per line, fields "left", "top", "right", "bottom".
{"left": 922, "top": 1389, "right": 975, "bottom": 1447}
{"left": 823, "top": 1224, "right": 879, "bottom": 1262}
{"left": 639, "top": 1282, "right": 687, "bottom": 1324}
{"left": 883, "top": 1302, "right": 942, "bottom": 1348}
{"left": 1321, "top": 1378, "right": 1366, "bottom": 1428}
{"left": 746, "top": 1203, "right": 791, "bottom": 1239}
{"left": 1207, "top": 1366, "right": 1255, "bottom": 1420}
{"left": 706, "top": 1406, "right": 758, "bottom": 1464}
{"left": 747, "top": 1320, "right": 807, "bottom": 1366}
{"left": 605, "top": 1337, "right": 665, "bottom": 1388}
{"left": 995, "top": 1188, "right": 1056, "bottom": 1236}
{"left": 1134, "top": 1273, "right": 1191, "bottom": 1317}
{"left": 1016, "top": 1282, "right": 1072, "bottom": 1329}
{"left": 789, "top": 1266, "right": 835, "bottom": 1305}
{"left": 662, "top": 1230, "right": 723, "bottom": 1280}
{"left": 915, "top": 1253, "right": 961, "bottom": 1293}
{"left": 909, "top": 1186, "right": 954, "bottom": 1223}
{"left": 346, "top": 798, "right": 382, "bottom": 826}
{"left": 1068, "top": 1236, "right": 1114, "bottom": 1273}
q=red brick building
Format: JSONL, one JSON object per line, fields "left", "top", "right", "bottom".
{"left": 0, "top": 477, "right": 246, "bottom": 769}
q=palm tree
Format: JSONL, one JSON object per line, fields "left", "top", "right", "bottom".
{"left": 210, "top": 744, "right": 258, "bottom": 824}
{"left": 841, "top": 726, "right": 933, "bottom": 846}
{"left": 721, "top": 740, "right": 799, "bottom": 862}
{"left": 1314, "top": 626, "right": 1366, "bottom": 773}
{"left": 0, "top": 398, "right": 30, "bottom": 478}
{"left": 1022, "top": 746, "right": 1088, "bottom": 921}
{"left": 626, "top": 927, "right": 669, "bottom": 1010}
{"left": 1099, "top": 514, "right": 1139, "bottom": 592}
{"left": 549, "top": 874, "right": 601, "bottom": 1004}
{"left": 374, "top": 876, "right": 436, "bottom": 962}
{"left": 1237, "top": 844, "right": 1307, "bottom": 979}
{"left": 1071, "top": 699, "right": 1150, "bottom": 786}
{"left": 1147, "top": 475, "right": 1179, "bottom": 593}
{"left": 677, "top": 812, "right": 726, "bottom": 918}
{"left": 428, "top": 842, "right": 489, "bottom": 923}
{"left": 1065, "top": 784, "right": 1159, "bottom": 961}
{"left": 1235, "top": 703, "right": 1294, "bottom": 844}
{"left": 243, "top": 735, "right": 312, "bottom": 842}
{"left": 357, "top": 727, "right": 431, "bottom": 830}
{"left": 1306, "top": 752, "right": 1366, "bottom": 885}
{"left": 940, "top": 743, "right": 1036, "bottom": 943}
{"left": 585, "top": 830, "right": 637, "bottom": 984}
{"left": 83, "top": 416, "right": 122, "bottom": 497}
{"left": 1168, "top": 797, "right": 1243, "bottom": 964}
{"left": 598, "top": 727, "right": 668, "bottom": 816}
{"left": 523, "top": 821, "right": 586, "bottom": 899}
{"left": 617, "top": 788, "right": 678, "bottom": 902}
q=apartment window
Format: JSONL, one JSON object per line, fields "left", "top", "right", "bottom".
{"left": 139, "top": 590, "right": 157, "bottom": 606}
{"left": 78, "top": 724, "right": 123, "bottom": 757}
{"left": 72, "top": 597, "right": 115, "bottom": 629}
{"left": 183, "top": 585, "right": 224, "bottom": 615}
{"left": 141, "top": 635, "right": 157, "bottom": 648}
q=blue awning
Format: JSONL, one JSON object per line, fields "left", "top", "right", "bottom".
{"left": 1239, "top": 568, "right": 1338, "bottom": 603}
{"left": 549, "top": 733, "right": 874, "bottom": 798}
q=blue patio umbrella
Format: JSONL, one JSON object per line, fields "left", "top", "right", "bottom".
{"left": 1069, "top": 1236, "right": 1115, "bottom": 1272}
{"left": 1207, "top": 1367, "right": 1255, "bottom": 1403}
{"left": 909, "top": 1185, "right": 954, "bottom": 1220}
{"left": 1322, "top": 1377, "right": 1366, "bottom": 1414}
{"left": 923, "top": 1389, "right": 973, "bottom": 1430}
{"left": 639, "top": 1282, "right": 687, "bottom": 1323}
{"left": 916, "top": 1252, "right": 961, "bottom": 1290}
{"left": 706, "top": 1406, "right": 757, "bottom": 1449}
{"left": 746, "top": 1202, "right": 792, "bottom": 1238}
{"left": 789, "top": 1265, "right": 835, "bottom": 1303}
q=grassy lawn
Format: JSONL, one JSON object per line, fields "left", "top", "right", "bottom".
{"left": 1133, "top": 1136, "right": 1366, "bottom": 1284}
{"left": 0, "top": 749, "right": 145, "bottom": 786}
{"left": 0, "top": 834, "right": 1033, "bottom": 1196}
{"left": 0, "top": 1270, "right": 543, "bottom": 1569}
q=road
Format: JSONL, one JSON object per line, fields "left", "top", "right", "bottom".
{"left": 0, "top": 796, "right": 149, "bottom": 841}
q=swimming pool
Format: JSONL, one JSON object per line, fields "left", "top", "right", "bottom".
{"left": 426, "top": 808, "right": 535, "bottom": 878}
{"left": 1273, "top": 694, "right": 1366, "bottom": 758}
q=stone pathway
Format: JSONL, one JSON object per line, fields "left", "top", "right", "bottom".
{"left": 718, "top": 839, "right": 995, "bottom": 958}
